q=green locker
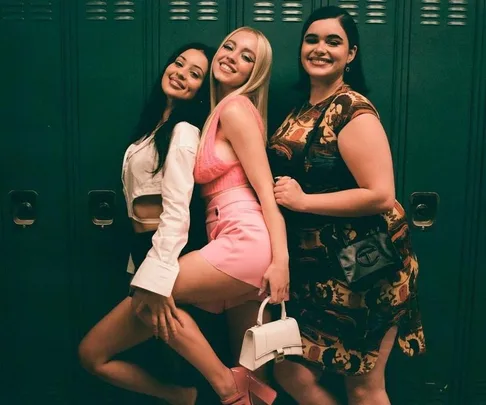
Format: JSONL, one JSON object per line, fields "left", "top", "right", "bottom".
{"left": 159, "top": 0, "right": 232, "bottom": 61}
{"left": 0, "top": 0, "right": 74, "bottom": 404}
{"left": 395, "top": 1, "right": 479, "bottom": 404}
{"left": 73, "top": 0, "right": 147, "bottom": 334}
{"left": 71, "top": 2, "right": 150, "bottom": 403}
{"left": 466, "top": 2, "right": 486, "bottom": 404}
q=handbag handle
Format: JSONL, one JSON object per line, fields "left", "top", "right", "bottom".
{"left": 257, "top": 296, "right": 287, "bottom": 326}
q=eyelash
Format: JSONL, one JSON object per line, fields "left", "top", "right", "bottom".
{"left": 174, "top": 60, "right": 201, "bottom": 79}
{"left": 305, "top": 38, "right": 340, "bottom": 47}
{"left": 222, "top": 44, "right": 254, "bottom": 63}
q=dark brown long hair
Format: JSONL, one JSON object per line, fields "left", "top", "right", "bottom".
{"left": 131, "top": 43, "right": 215, "bottom": 174}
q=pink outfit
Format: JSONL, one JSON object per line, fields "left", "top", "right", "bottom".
{"left": 194, "top": 95, "right": 271, "bottom": 314}
{"left": 194, "top": 95, "right": 264, "bottom": 197}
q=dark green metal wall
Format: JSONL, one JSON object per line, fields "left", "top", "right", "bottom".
{"left": 0, "top": 1, "right": 485, "bottom": 404}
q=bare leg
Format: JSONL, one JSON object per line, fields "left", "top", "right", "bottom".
{"left": 155, "top": 251, "right": 275, "bottom": 402}
{"left": 226, "top": 301, "right": 272, "bottom": 405}
{"left": 78, "top": 297, "right": 197, "bottom": 405}
{"left": 344, "top": 326, "right": 397, "bottom": 405}
{"left": 274, "top": 360, "right": 340, "bottom": 405}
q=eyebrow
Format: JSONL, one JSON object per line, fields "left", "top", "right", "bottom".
{"left": 304, "top": 33, "right": 344, "bottom": 41}
{"left": 226, "top": 40, "right": 256, "bottom": 58}
{"left": 178, "top": 55, "right": 204, "bottom": 74}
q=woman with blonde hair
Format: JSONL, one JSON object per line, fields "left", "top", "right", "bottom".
{"left": 80, "top": 27, "right": 288, "bottom": 405}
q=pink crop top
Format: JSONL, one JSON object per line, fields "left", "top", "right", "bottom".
{"left": 194, "top": 95, "right": 264, "bottom": 198}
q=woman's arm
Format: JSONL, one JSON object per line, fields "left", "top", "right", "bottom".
{"left": 275, "top": 114, "right": 395, "bottom": 217}
{"left": 130, "top": 122, "right": 199, "bottom": 297}
{"left": 220, "top": 99, "right": 289, "bottom": 303}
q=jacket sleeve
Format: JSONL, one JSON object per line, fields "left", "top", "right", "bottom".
{"left": 130, "top": 122, "right": 200, "bottom": 297}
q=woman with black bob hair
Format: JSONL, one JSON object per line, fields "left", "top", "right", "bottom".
{"left": 268, "top": 6, "right": 425, "bottom": 405}
{"left": 78, "top": 42, "right": 215, "bottom": 405}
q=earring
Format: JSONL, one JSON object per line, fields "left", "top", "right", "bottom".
{"left": 345, "top": 65, "right": 351, "bottom": 73}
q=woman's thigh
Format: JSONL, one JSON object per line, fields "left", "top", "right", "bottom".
{"left": 173, "top": 251, "right": 257, "bottom": 304}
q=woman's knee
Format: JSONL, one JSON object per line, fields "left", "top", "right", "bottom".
{"left": 78, "top": 335, "right": 107, "bottom": 375}
{"left": 345, "top": 373, "right": 386, "bottom": 402}
{"left": 273, "top": 360, "right": 312, "bottom": 390}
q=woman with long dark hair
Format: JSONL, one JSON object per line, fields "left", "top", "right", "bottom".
{"left": 268, "top": 7, "right": 426, "bottom": 404}
{"left": 79, "top": 42, "right": 214, "bottom": 405}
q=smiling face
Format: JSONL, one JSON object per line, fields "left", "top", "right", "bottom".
{"left": 161, "top": 48, "right": 209, "bottom": 101}
{"left": 212, "top": 30, "right": 258, "bottom": 91}
{"left": 300, "top": 18, "right": 356, "bottom": 84}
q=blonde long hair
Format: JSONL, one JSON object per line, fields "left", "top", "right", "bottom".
{"left": 200, "top": 27, "right": 272, "bottom": 146}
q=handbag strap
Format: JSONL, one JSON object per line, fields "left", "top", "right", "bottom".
{"left": 300, "top": 107, "right": 327, "bottom": 163}
{"left": 257, "top": 296, "right": 286, "bottom": 325}
{"left": 299, "top": 94, "right": 340, "bottom": 170}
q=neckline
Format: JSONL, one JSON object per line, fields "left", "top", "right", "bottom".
{"left": 307, "top": 83, "right": 350, "bottom": 108}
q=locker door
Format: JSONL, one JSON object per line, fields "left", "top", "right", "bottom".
{"left": 159, "top": 0, "right": 232, "bottom": 68}
{"left": 393, "top": 1, "right": 479, "bottom": 404}
{"left": 240, "top": 0, "right": 314, "bottom": 133}
{"left": 72, "top": 1, "right": 151, "bottom": 403}
{"left": 466, "top": 3, "right": 486, "bottom": 403}
{"left": 0, "top": 1, "right": 74, "bottom": 404}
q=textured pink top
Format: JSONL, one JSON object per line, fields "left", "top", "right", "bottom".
{"left": 194, "top": 95, "right": 264, "bottom": 198}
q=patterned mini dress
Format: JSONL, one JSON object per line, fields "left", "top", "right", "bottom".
{"left": 267, "top": 85, "right": 426, "bottom": 376}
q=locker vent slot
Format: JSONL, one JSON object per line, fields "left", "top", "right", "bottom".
{"left": 169, "top": 0, "right": 190, "bottom": 21}
{"left": 29, "top": 0, "right": 53, "bottom": 20}
{"left": 253, "top": 1, "right": 303, "bottom": 23}
{"left": 365, "top": 0, "right": 386, "bottom": 25}
{"left": 281, "top": 1, "right": 303, "bottom": 23}
{"left": 86, "top": 0, "right": 108, "bottom": 21}
{"left": 169, "top": 1, "right": 219, "bottom": 21}
{"left": 114, "top": 0, "right": 135, "bottom": 21}
{"left": 1, "top": 0, "right": 25, "bottom": 20}
{"left": 253, "top": 1, "right": 274, "bottom": 22}
{"left": 447, "top": 0, "right": 467, "bottom": 26}
{"left": 338, "top": 0, "right": 359, "bottom": 24}
{"left": 1, "top": 0, "right": 56, "bottom": 21}
{"left": 420, "top": 0, "right": 441, "bottom": 25}
{"left": 197, "top": 1, "right": 218, "bottom": 21}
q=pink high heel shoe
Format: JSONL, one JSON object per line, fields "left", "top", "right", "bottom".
{"left": 221, "top": 367, "right": 277, "bottom": 405}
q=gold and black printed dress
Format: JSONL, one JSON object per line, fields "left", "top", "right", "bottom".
{"left": 268, "top": 85, "right": 426, "bottom": 376}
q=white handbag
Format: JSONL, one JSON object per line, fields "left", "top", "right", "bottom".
{"left": 239, "top": 296, "right": 303, "bottom": 371}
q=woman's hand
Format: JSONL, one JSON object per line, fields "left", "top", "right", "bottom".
{"left": 274, "top": 176, "right": 307, "bottom": 212}
{"left": 131, "top": 288, "right": 184, "bottom": 342}
{"left": 259, "top": 260, "right": 289, "bottom": 304}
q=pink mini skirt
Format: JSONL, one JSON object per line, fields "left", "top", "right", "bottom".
{"left": 197, "top": 186, "right": 272, "bottom": 313}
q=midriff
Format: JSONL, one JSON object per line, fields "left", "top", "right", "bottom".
{"left": 131, "top": 195, "right": 162, "bottom": 233}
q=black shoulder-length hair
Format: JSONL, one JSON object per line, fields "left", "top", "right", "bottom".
{"left": 131, "top": 43, "right": 215, "bottom": 174}
{"left": 296, "top": 6, "right": 369, "bottom": 102}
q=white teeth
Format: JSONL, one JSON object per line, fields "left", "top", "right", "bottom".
{"left": 220, "top": 62, "right": 234, "bottom": 73}
{"left": 309, "top": 59, "right": 331, "bottom": 66}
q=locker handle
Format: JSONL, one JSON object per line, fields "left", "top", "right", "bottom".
{"left": 88, "top": 190, "right": 116, "bottom": 228}
{"left": 9, "top": 190, "right": 38, "bottom": 227}
{"left": 410, "top": 192, "right": 440, "bottom": 230}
